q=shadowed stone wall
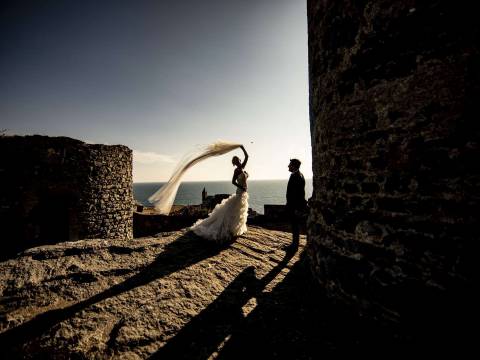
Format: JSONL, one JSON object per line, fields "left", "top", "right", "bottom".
{"left": 0, "top": 135, "right": 133, "bottom": 257}
{"left": 306, "top": 0, "right": 478, "bottom": 332}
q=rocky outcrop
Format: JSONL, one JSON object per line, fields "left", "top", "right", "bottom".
{"left": 0, "top": 226, "right": 420, "bottom": 358}
{"left": 306, "top": 0, "right": 478, "bottom": 339}
{"left": 0, "top": 227, "right": 311, "bottom": 358}
{"left": 0, "top": 135, "right": 133, "bottom": 258}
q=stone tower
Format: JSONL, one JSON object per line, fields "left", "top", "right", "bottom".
{"left": 0, "top": 135, "right": 133, "bottom": 258}
{"left": 306, "top": 0, "right": 478, "bottom": 344}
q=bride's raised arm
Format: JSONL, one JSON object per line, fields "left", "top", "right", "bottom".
{"left": 240, "top": 145, "right": 249, "bottom": 168}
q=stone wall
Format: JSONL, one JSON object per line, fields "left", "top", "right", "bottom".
{"left": 133, "top": 212, "right": 204, "bottom": 238}
{"left": 306, "top": 0, "right": 478, "bottom": 333}
{"left": 263, "top": 205, "right": 288, "bottom": 221}
{"left": 0, "top": 135, "right": 133, "bottom": 257}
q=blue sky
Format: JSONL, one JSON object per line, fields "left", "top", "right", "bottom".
{"left": 1, "top": 0, "right": 311, "bottom": 181}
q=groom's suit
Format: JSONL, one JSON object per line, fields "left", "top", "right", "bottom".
{"left": 286, "top": 170, "right": 307, "bottom": 246}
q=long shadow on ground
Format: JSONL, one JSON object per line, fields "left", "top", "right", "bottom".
{"left": 214, "top": 252, "right": 399, "bottom": 359}
{"left": 150, "top": 244, "right": 298, "bottom": 359}
{"left": 0, "top": 231, "right": 223, "bottom": 357}
{"left": 150, "top": 247, "right": 414, "bottom": 359}
{"left": 151, "top": 247, "right": 475, "bottom": 359}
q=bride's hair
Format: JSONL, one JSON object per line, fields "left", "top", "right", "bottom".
{"left": 232, "top": 155, "right": 240, "bottom": 165}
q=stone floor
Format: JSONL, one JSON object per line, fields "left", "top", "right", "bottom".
{"left": 0, "top": 226, "right": 440, "bottom": 359}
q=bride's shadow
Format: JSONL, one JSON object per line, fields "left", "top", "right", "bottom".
{"left": 0, "top": 231, "right": 224, "bottom": 355}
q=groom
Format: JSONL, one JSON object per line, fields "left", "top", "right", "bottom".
{"left": 285, "top": 158, "right": 307, "bottom": 250}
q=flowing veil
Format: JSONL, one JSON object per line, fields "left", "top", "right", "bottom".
{"left": 148, "top": 141, "right": 242, "bottom": 214}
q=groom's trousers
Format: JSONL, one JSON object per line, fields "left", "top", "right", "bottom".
{"left": 288, "top": 207, "right": 303, "bottom": 246}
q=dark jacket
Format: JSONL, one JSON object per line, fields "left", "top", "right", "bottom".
{"left": 286, "top": 171, "right": 307, "bottom": 210}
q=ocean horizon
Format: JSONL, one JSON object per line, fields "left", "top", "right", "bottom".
{"left": 133, "top": 179, "right": 313, "bottom": 214}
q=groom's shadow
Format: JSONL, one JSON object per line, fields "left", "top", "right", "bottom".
{"left": 0, "top": 231, "right": 224, "bottom": 355}
{"left": 149, "top": 246, "right": 297, "bottom": 359}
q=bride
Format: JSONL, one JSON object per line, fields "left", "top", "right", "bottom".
{"left": 191, "top": 145, "right": 249, "bottom": 243}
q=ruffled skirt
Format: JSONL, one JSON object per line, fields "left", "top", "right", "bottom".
{"left": 190, "top": 192, "right": 249, "bottom": 243}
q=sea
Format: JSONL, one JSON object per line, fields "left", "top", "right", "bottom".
{"left": 133, "top": 179, "right": 313, "bottom": 214}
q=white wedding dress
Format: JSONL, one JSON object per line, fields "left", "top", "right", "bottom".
{"left": 191, "top": 170, "right": 249, "bottom": 243}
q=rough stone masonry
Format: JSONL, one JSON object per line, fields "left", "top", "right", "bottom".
{"left": 0, "top": 135, "right": 133, "bottom": 258}
{"left": 306, "top": 0, "right": 479, "bottom": 333}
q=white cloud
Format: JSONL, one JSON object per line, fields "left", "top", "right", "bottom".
{"left": 133, "top": 149, "right": 175, "bottom": 164}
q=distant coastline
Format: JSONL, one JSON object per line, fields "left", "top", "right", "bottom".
{"left": 133, "top": 179, "right": 313, "bottom": 215}
{"left": 133, "top": 178, "right": 313, "bottom": 183}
